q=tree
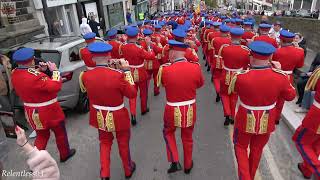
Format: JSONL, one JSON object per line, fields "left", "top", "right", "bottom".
{"left": 204, "top": 0, "right": 218, "bottom": 8}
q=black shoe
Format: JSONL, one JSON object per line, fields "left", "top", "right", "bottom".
{"left": 101, "top": 178, "right": 110, "bottom": 180}
{"left": 131, "top": 115, "right": 137, "bottom": 126}
{"left": 60, "top": 149, "right": 76, "bottom": 163}
{"left": 205, "top": 61, "right": 208, "bottom": 67}
{"left": 141, "top": 108, "right": 149, "bottom": 115}
{"left": 207, "top": 65, "right": 211, "bottom": 72}
{"left": 203, "top": 55, "right": 206, "bottom": 60}
{"left": 224, "top": 117, "right": 230, "bottom": 126}
{"left": 184, "top": 161, "right": 193, "bottom": 174}
{"left": 125, "top": 162, "right": 136, "bottom": 179}
{"left": 298, "top": 163, "right": 311, "bottom": 179}
{"left": 167, "top": 162, "right": 182, "bottom": 174}
{"left": 230, "top": 118, "right": 234, "bottom": 125}
{"left": 275, "top": 120, "right": 280, "bottom": 125}
{"left": 154, "top": 92, "right": 160, "bottom": 96}
{"left": 215, "top": 94, "right": 220, "bottom": 102}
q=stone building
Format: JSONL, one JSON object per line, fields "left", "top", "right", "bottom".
{"left": 0, "top": 0, "right": 45, "bottom": 48}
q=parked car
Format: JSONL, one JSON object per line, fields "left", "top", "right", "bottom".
{"left": 297, "top": 9, "right": 312, "bottom": 18}
{"left": 264, "top": 11, "right": 274, "bottom": 16}
{"left": 2, "top": 36, "right": 103, "bottom": 113}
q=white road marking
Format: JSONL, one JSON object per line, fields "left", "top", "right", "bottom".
{"left": 263, "top": 144, "right": 285, "bottom": 180}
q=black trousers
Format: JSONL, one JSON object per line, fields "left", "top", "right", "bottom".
{"left": 296, "top": 77, "right": 309, "bottom": 104}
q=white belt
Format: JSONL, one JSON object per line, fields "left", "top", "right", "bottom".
{"left": 167, "top": 99, "right": 196, "bottom": 106}
{"left": 223, "top": 66, "right": 243, "bottom": 72}
{"left": 282, "top": 70, "right": 293, "bottom": 74}
{"left": 87, "top": 67, "right": 94, "bottom": 70}
{"left": 313, "top": 100, "right": 320, "bottom": 109}
{"left": 239, "top": 100, "right": 276, "bottom": 111}
{"left": 214, "top": 55, "right": 222, "bottom": 58}
{"left": 24, "top": 98, "right": 58, "bottom": 107}
{"left": 93, "top": 103, "right": 124, "bottom": 111}
{"left": 129, "top": 64, "right": 144, "bottom": 68}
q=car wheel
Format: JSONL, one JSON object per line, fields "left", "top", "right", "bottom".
{"left": 75, "top": 90, "right": 89, "bottom": 113}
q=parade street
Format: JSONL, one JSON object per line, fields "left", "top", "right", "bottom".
{"left": 0, "top": 48, "right": 308, "bottom": 180}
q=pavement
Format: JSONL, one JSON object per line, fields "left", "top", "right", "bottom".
{"left": 0, "top": 47, "right": 310, "bottom": 180}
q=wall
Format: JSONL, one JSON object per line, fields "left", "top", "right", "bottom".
{"left": 254, "top": 16, "right": 320, "bottom": 52}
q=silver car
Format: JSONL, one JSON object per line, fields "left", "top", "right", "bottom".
{"left": 4, "top": 36, "right": 103, "bottom": 113}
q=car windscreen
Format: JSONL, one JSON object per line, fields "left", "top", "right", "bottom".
{"left": 34, "top": 50, "right": 61, "bottom": 67}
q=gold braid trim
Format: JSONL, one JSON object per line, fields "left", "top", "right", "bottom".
{"left": 162, "top": 44, "right": 169, "bottom": 58}
{"left": 124, "top": 71, "right": 135, "bottom": 85}
{"left": 306, "top": 68, "right": 320, "bottom": 91}
{"left": 228, "top": 70, "right": 249, "bottom": 95}
{"left": 79, "top": 71, "right": 86, "bottom": 93}
{"left": 119, "top": 44, "right": 123, "bottom": 56}
{"left": 157, "top": 63, "right": 171, "bottom": 87}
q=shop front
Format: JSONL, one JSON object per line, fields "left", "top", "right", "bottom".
{"left": 135, "top": 0, "right": 148, "bottom": 20}
{"left": 46, "top": 0, "right": 80, "bottom": 35}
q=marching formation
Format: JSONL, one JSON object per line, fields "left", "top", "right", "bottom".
{"left": 9, "top": 8, "right": 320, "bottom": 180}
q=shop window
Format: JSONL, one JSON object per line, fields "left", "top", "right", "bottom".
{"left": 69, "top": 43, "right": 86, "bottom": 62}
{"left": 107, "top": 2, "right": 124, "bottom": 28}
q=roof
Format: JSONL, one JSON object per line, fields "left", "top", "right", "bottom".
{"left": 8, "top": 36, "right": 85, "bottom": 52}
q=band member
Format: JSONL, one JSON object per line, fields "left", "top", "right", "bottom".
{"left": 272, "top": 30, "right": 305, "bottom": 124}
{"left": 141, "top": 28, "right": 163, "bottom": 96}
{"left": 229, "top": 41, "right": 296, "bottom": 180}
{"left": 253, "top": 23, "right": 278, "bottom": 48}
{"left": 158, "top": 40, "right": 204, "bottom": 174}
{"left": 220, "top": 28, "right": 250, "bottom": 126}
{"left": 11, "top": 48, "right": 76, "bottom": 163}
{"left": 106, "top": 28, "right": 123, "bottom": 59}
{"left": 241, "top": 22, "right": 255, "bottom": 46}
{"left": 292, "top": 67, "right": 320, "bottom": 180}
{"left": 80, "top": 32, "right": 97, "bottom": 68}
{"left": 211, "top": 25, "right": 231, "bottom": 103}
{"left": 79, "top": 42, "right": 137, "bottom": 180}
{"left": 120, "top": 27, "right": 155, "bottom": 125}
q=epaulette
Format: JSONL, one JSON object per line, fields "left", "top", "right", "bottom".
{"left": 228, "top": 69, "right": 249, "bottom": 95}
{"left": 27, "top": 68, "right": 40, "bottom": 76}
{"left": 157, "top": 63, "right": 171, "bottom": 87}
{"left": 190, "top": 61, "right": 200, "bottom": 66}
{"left": 119, "top": 44, "right": 123, "bottom": 55}
{"left": 294, "top": 46, "right": 304, "bottom": 51}
{"left": 79, "top": 71, "right": 86, "bottom": 93}
{"left": 240, "top": 45, "right": 250, "bottom": 51}
{"left": 272, "top": 68, "right": 287, "bottom": 76}
{"left": 135, "top": 43, "right": 143, "bottom": 49}
{"left": 218, "top": 44, "right": 230, "bottom": 56}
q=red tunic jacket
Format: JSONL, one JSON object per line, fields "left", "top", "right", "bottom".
{"left": 159, "top": 60, "right": 204, "bottom": 128}
{"left": 120, "top": 42, "right": 155, "bottom": 82}
{"left": 81, "top": 67, "right": 137, "bottom": 131}
{"left": 232, "top": 67, "right": 296, "bottom": 134}
{"left": 11, "top": 68, "right": 65, "bottom": 130}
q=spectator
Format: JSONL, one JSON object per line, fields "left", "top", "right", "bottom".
{"left": 294, "top": 33, "right": 307, "bottom": 57}
{"left": 295, "top": 53, "right": 320, "bottom": 112}
{"left": 52, "top": 20, "right": 62, "bottom": 36}
{"left": 15, "top": 126, "right": 60, "bottom": 180}
{"left": 80, "top": 17, "right": 92, "bottom": 36}
{"left": 261, "top": 15, "right": 269, "bottom": 24}
{"left": 0, "top": 54, "right": 12, "bottom": 112}
{"left": 126, "top": 9, "right": 132, "bottom": 24}
{"left": 269, "top": 21, "right": 282, "bottom": 44}
{"left": 88, "top": 15, "right": 100, "bottom": 37}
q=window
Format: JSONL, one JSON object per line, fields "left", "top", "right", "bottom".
{"left": 35, "top": 50, "right": 62, "bottom": 67}
{"left": 107, "top": 2, "right": 124, "bottom": 28}
{"left": 69, "top": 43, "right": 86, "bottom": 62}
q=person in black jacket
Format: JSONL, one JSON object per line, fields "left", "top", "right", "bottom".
{"left": 294, "top": 33, "right": 307, "bottom": 57}
{"left": 88, "top": 16, "right": 100, "bottom": 37}
{"left": 296, "top": 52, "right": 320, "bottom": 105}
